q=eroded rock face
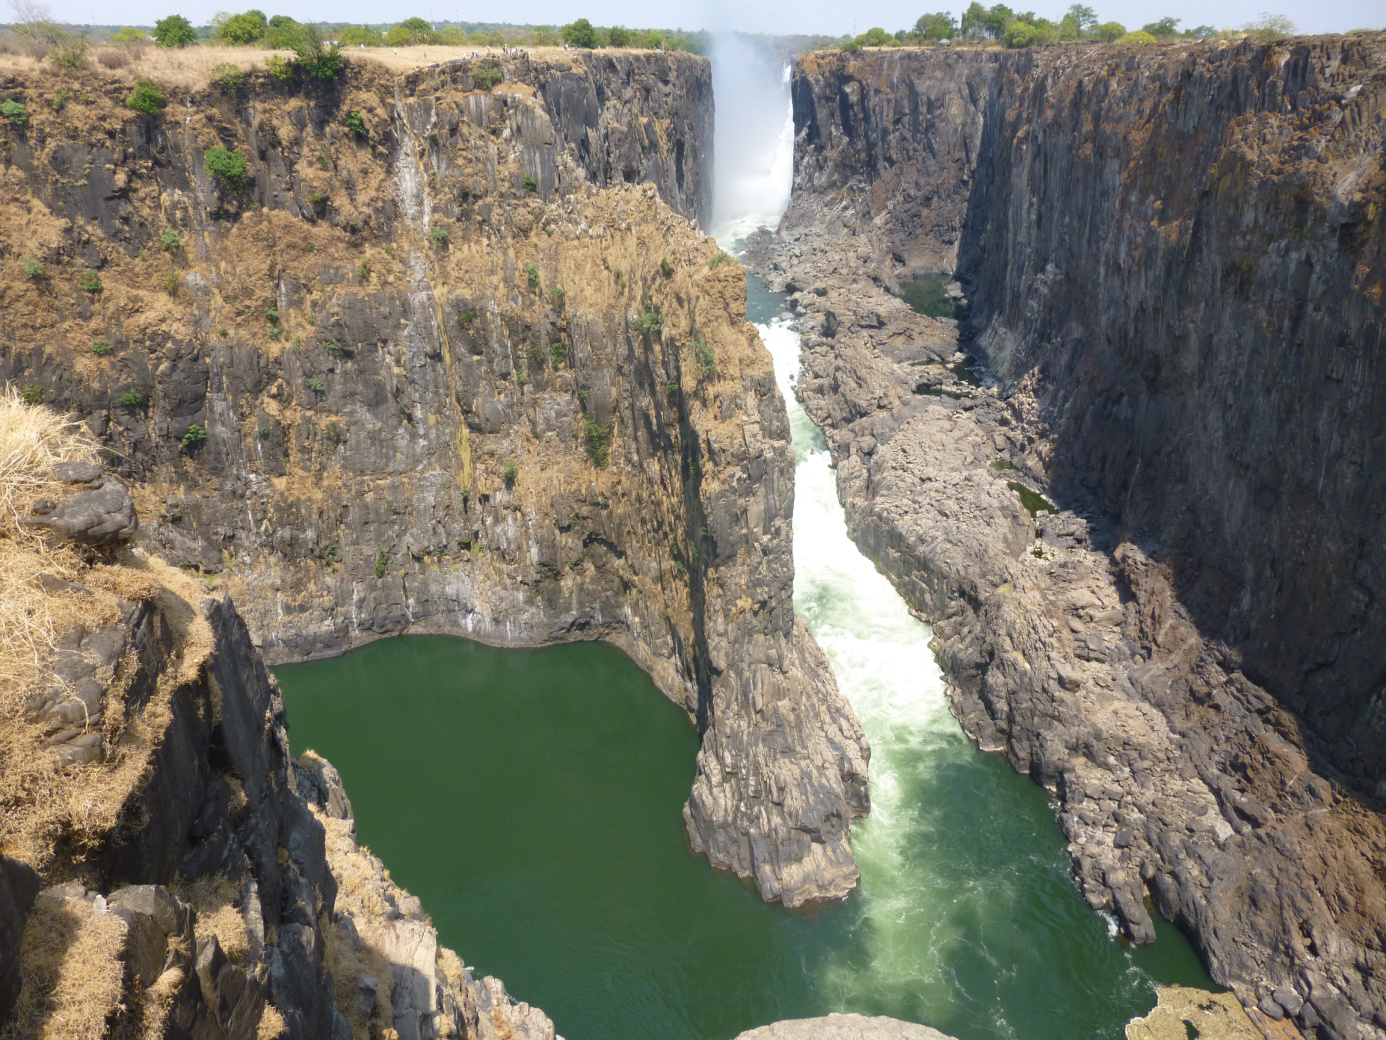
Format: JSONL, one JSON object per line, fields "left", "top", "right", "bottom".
{"left": 763, "top": 37, "right": 1386, "bottom": 1040}
{"left": 0, "top": 54, "right": 866, "bottom": 907}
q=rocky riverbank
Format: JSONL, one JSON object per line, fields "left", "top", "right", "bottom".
{"left": 750, "top": 34, "right": 1386, "bottom": 1040}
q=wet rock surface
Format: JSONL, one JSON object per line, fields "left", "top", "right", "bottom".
{"left": 757, "top": 38, "right": 1386, "bottom": 1040}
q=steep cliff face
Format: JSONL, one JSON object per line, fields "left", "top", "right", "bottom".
{"left": 0, "top": 545, "right": 551, "bottom": 1039}
{"left": 0, "top": 51, "right": 867, "bottom": 908}
{"left": 763, "top": 37, "right": 1386, "bottom": 1040}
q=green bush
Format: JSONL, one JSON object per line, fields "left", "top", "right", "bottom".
{"left": 18, "top": 385, "right": 43, "bottom": 405}
{"left": 344, "top": 111, "right": 367, "bottom": 138}
{"left": 324, "top": 340, "right": 343, "bottom": 358}
{"left": 525, "top": 263, "right": 539, "bottom": 286}
{"left": 182, "top": 423, "right": 207, "bottom": 447}
{"left": 160, "top": 227, "right": 182, "bottom": 248}
{"left": 120, "top": 389, "right": 148, "bottom": 408}
{"left": 473, "top": 64, "right": 502, "bottom": 91}
{"left": 1117, "top": 29, "right": 1157, "bottom": 43}
{"left": 709, "top": 251, "right": 730, "bottom": 269}
{"left": 22, "top": 258, "right": 43, "bottom": 280}
{"left": 77, "top": 270, "right": 103, "bottom": 294}
{"left": 690, "top": 336, "right": 716, "bottom": 379}
{"left": 306, "top": 377, "right": 325, "bottom": 393}
{"left": 356, "top": 260, "right": 371, "bottom": 282}
{"left": 2, "top": 100, "right": 28, "bottom": 127}
{"left": 92, "top": 338, "right": 113, "bottom": 356}
{"left": 165, "top": 272, "right": 180, "bottom": 295}
{"left": 210, "top": 62, "right": 245, "bottom": 93}
{"left": 265, "top": 54, "right": 293, "bottom": 79}
{"left": 153, "top": 14, "right": 197, "bottom": 47}
{"left": 205, "top": 146, "right": 248, "bottom": 190}
{"left": 522, "top": 173, "right": 538, "bottom": 192}
{"left": 502, "top": 460, "right": 518, "bottom": 489}
{"left": 374, "top": 549, "right": 388, "bottom": 578}
{"left": 549, "top": 342, "right": 566, "bottom": 366}
{"left": 126, "top": 78, "right": 166, "bottom": 115}
{"left": 527, "top": 343, "right": 548, "bottom": 368}
{"left": 634, "top": 309, "right": 663, "bottom": 335}
{"left": 49, "top": 89, "right": 69, "bottom": 112}
{"left": 550, "top": 286, "right": 565, "bottom": 301}
{"left": 583, "top": 420, "right": 610, "bottom": 468}
{"left": 428, "top": 226, "right": 448, "bottom": 245}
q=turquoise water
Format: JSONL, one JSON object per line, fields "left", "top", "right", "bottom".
{"left": 273, "top": 280, "right": 1217, "bottom": 1040}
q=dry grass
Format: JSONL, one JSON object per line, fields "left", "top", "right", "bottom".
{"left": 136, "top": 965, "right": 185, "bottom": 1040}
{"left": 0, "top": 41, "right": 635, "bottom": 87}
{"left": 173, "top": 873, "right": 249, "bottom": 963}
{"left": 0, "top": 395, "right": 218, "bottom": 872}
{"left": 1, "top": 892, "right": 128, "bottom": 1040}
{"left": 255, "top": 1004, "right": 286, "bottom": 1040}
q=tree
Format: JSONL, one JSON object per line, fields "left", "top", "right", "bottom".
{"left": 338, "top": 25, "right": 378, "bottom": 46}
{"left": 960, "top": 1, "right": 988, "bottom": 36}
{"left": 1066, "top": 3, "right": 1096, "bottom": 29}
{"left": 562, "top": 17, "right": 600, "bottom": 48}
{"left": 1245, "top": 12, "right": 1294, "bottom": 39}
{"left": 153, "top": 13, "right": 197, "bottom": 47}
{"left": 1093, "top": 20, "right": 1125, "bottom": 40}
{"left": 857, "top": 26, "right": 891, "bottom": 46}
{"left": 1140, "top": 16, "right": 1180, "bottom": 37}
{"left": 263, "top": 15, "right": 301, "bottom": 48}
{"left": 913, "top": 11, "right": 958, "bottom": 39}
{"left": 112, "top": 26, "right": 148, "bottom": 42}
{"left": 216, "top": 11, "right": 266, "bottom": 44}
{"left": 1003, "top": 16, "right": 1056, "bottom": 46}
{"left": 606, "top": 24, "right": 631, "bottom": 46}
{"left": 1118, "top": 29, "right": 1157, "bottom": 43}
{"left": 396, "top": 16, "right": 434, "bottom": 43}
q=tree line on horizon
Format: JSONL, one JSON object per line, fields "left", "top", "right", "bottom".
{"left": 0, "top": 5, "right": 710, "bottom": 55}
{"left": 836, "top": 5, "right": 1302, "bottom": 51}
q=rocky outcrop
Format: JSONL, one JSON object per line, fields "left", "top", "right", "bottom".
{"left": 0, "top": 53, "right": 866, "bottom": 906}
{"left": 759, "top": 36, "right": 1386, "bottom": 1040}
{"left": 0, "top": 459, "right": 550, "bottom": 1038}
{"left": 734, "top": 1015, "right": 957, "bottom": 1040}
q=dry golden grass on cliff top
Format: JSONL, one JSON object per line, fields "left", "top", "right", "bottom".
{"left": 0, "top": 42, "right": 648, "bottom": 87}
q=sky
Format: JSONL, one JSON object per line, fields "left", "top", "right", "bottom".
{"left": 25, "top": 0, "right": 1384, "bottom": 40}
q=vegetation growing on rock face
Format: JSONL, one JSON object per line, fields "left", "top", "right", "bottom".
{"left": 204, "top": 146, "right": 248, "bottom": 190}
{"left": 2, "top": 99, "right": 28, "bottom": 127}
{"left": 126, "top": 79, "right": 166, "bottom": 116}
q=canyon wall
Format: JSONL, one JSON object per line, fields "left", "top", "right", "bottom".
{"left": 0, "top": 515, "right": 552, "bottom": 1039}
{"left": 759, "top": 36, "right": 1386, "bottom": 1040}
{"left": 0, "top": 50, "right": 866, "bottom": 915}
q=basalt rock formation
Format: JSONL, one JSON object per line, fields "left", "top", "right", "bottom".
{"left": 754, "top": 36, "right": 1386, "bottom": 1040}
{"left": 0, "top": 49, "right": 867, "bottom": 918}
{"left": 0, "top": 491, "right": 552, "bottom": 1039}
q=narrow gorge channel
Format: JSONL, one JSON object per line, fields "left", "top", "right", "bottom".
{"left": 274, "top": 43, "right": 1219, "bottom": 1040}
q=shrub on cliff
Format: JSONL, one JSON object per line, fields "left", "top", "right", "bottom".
{"left": 2, "top": 99, "right": 28, "bottom": 128}
{"left": 215, "top": 10, "right": 266, "bottom": 45}
{"left": 204, "top": 146, "right": 248, "bottom": 190}
{"left": 1117, "top": 29, "right": 1156, "bottom": 43}
{"left": 125, "top": 78, "right": 166, "bottom": 116}
{"left": 153, "top": 14, "right": 197, "bottom": 48}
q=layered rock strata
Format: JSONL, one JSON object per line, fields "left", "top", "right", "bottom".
{"left": 753, "top": 36, "right": 1386, "bottom": 1039}
{"left": 0, "top": 52, "right": 866, "bottom": 906}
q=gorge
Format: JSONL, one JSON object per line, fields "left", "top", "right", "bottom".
{"left": 1, "top": 27, "right": 1384, "bottom": 1040}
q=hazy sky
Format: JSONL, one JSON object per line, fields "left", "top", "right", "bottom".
{"left": 29, "top": 0, "right": 1383, "bottom": 39}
